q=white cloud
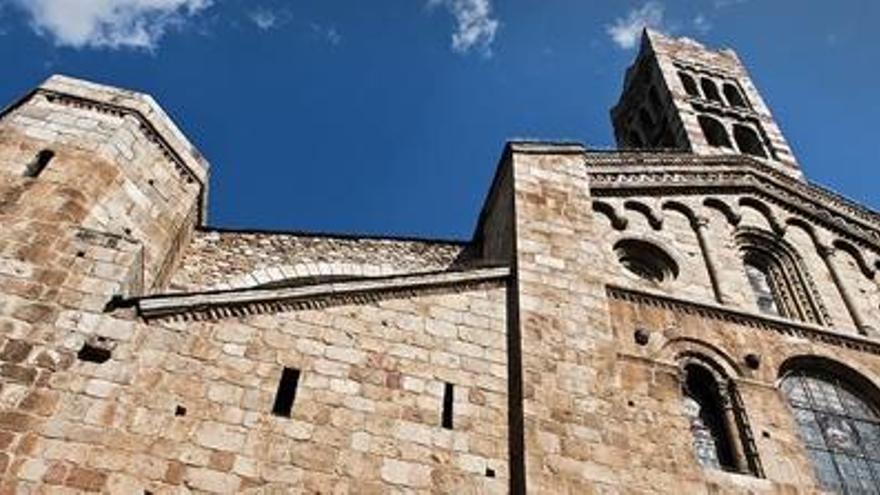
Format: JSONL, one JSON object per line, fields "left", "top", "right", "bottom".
{"left": 606, "top": 2, "right": 664, "bottom": 50}
{"left": 249, "top": 8, "right": 277, "bottom": 31}
{"left": 429, "top": 0, "right": 499, "bottom": 56}
{"left": 10, "top": 0, "right": 213, "bottom": 49}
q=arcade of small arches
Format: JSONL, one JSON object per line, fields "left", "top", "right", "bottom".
{"left": 658, "top": 338, "right": 880, "bottom": 493}
{"left": 594, "top": 196, "right": 880, "bottom": 337}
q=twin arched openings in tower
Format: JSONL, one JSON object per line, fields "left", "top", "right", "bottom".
{"left": 698, "top": 115, "right": 768, "bottom": 159}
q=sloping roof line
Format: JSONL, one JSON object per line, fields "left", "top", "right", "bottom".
{"left": 136, "top": 265, "right": 509, "bottom": 321}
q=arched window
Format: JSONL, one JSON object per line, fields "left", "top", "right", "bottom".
{"left": 723, "top": 83, "right": 748, "bottom": 108}
{"left": 683, "top": 364, "right": 738, "bottom": 470}
{"left": 781, "top": 365, "right": 880, "bottom": 492}
{"left": 738, "top": 229, "right": 829, "bottom": 325}
{"left": 700, "top": 78, "right": 723, "bottom": 104}
{"left": 733, "top": 125, "right": 767, "bottom": 158}
{"left": 24, "top": 149, "right": 55, "bottom": 178}
{"left": 744, "top": 255, "right": 781, "bottom": 316}
{"left": 679, "top": 72, "right": 700, "bottom": 97}
{"left": 698, "top": 116, "right": 732, "bottom": 148}
{"left": 680, "top": 358, "right": 763, "bottom": 475}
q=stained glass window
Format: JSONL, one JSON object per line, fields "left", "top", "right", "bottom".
{"left": 782, "top": 370, "right": 880, "bottom": 493}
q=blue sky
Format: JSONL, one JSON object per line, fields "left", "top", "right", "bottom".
{"left": 0, "top": 1, "right": 877, "bottom": 240}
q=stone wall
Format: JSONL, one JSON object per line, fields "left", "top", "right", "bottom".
{"left": 0, "top": 277, "right": 509, "bottom": 493}
{"left": 168, "top": 230, "right": 473, "bottom": 292}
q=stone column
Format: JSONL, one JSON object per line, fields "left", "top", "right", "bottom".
{"left": 819, "top": 246, "right": 870, "bottom": 336}
{"left": 693, "top": 216, "right": 725, "bottom": 304}
{"left": 719, "top": 386, "right": 750, "bottom": 475}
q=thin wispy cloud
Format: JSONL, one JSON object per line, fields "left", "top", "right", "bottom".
{"left": 607, "top": 2, "right": 665, "bottom": 50}
{"left": 8, "top": 0, "right": 213, "bottom": 50}
{"left": 249, "top": 8, "right": 278, "bottom": 31}
{"left": 429, "top": 0, "right": 499, "bottom": 56}
{"left": 310, "top": 23, "right": 341, "bottom": 46}
{"left": 693, "top": 14, "right": 712, "bottom": 34}
{"left": 714, "top": 0, "right": 748, "bottom": 8}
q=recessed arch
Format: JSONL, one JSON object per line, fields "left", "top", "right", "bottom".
{"left": 624, "top": 200, "right": 663, "bottom": 230}
{"left": 785, "top": 217, "right": 822, "bottom": 249}
{"left": 592, "top": 201, "right": 628, "bottom": 230}
{"left": 738, "top": 197, "right": 785, "bottom": 235}
{"left": 661, "top": 200, "right": 698, "bottom": 226}
{"left": 832, "top": 239, "right": 876, "bottom": 279}
{"left": 704, "top": 198, "right": 742, "bottom": 226}
{"left": 659, "top": 337, "right": 743, "bottom": 379}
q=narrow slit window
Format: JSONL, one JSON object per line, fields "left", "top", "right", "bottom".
{"left": 272, "top": 367, "right": 301, "bottom": 417}
{"left": 442, "top": 382, "right": 454, "bottom": 429}
{"left": 25, "top": 149, "right": 55, "bottom": 178}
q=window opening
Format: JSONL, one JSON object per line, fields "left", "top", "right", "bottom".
{"left": 782, "top": 369, "right": 880, "bottom": 492}
{"left": 698, "top": 116, "right": 733, "bottom": 148}
{"left": 723, "top": 83, "right": 748, "bottom": 108}
{"left": 700, "top": 78, "right": 723, "bottom": 104}
{"left": 733, "top": 125, "right": 767, "bottom": 158}
{"left": 272, "top": 367, "right": 301, "bottom": 417}
{"left": 24, "top": 149, "right": 55, "bottom": 178}
{"left": 442, "top": 382, "right": 454, "bottom": 429}
{"left": 679, "top": 72, "right": 700, "bottom": 97}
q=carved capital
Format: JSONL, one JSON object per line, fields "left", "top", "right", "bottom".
{"left": 693, "top": 216, "right": 711, "bottom": 229}
{"left": 817, "top": 245, "right": 836, "bottom": 260}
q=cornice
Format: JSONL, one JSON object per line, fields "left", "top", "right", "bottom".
{"left": 607, "top": 284, "right": 880, "bottom": 357}
{"left": 135, "top": 266, "right": 510, "bottom": 322}
{"left": 584, "top": 153, "right": 880, "bottom": 252}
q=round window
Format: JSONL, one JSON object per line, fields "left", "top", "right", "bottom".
{"left": 614, "top": 239, "right": 679, "bottom": 284}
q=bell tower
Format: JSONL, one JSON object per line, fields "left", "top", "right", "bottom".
{"left": 611, "top": 29, "right": 801, "bottom": 177}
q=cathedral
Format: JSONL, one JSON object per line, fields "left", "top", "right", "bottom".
{"left": 0, "top": 29, "right": 878, "bottom": 493}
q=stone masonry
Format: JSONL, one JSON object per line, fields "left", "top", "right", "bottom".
{"left": 1, "top": 30, "right": 880, "bottom": 493}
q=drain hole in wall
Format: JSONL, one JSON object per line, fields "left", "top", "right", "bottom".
{"left": 485, "top": 467, "right": 496, "bottom": 478}
{"left": 175, "top": 405, "right": 187, "bottom": 417}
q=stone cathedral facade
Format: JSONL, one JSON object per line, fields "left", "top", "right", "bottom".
{"left": 1, "top": 28, "right": 879, "bottom": 493}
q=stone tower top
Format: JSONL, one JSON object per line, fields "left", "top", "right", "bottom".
{"left": 610, "top": 29, "right": 801, "bottom": 177}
